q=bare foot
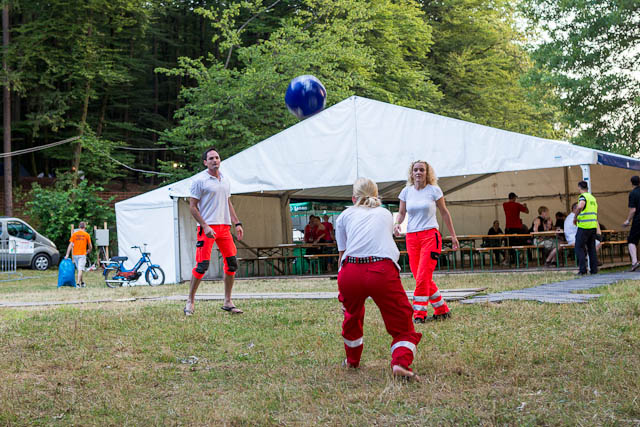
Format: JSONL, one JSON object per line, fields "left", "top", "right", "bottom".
{"left": 392, "top": 365, "right": 420, "bottom": 382}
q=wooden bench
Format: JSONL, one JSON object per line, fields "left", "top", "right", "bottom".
{"left": 304, "top": 254, "right": 339, "bottom": 275}
{"left": 600, "top": 240, "right": 628, "bottom": 263}
{"left": 237, "top": 255, "right": 296, "bottom": 276}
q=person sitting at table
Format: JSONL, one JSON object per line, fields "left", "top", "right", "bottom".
{"left": 554, "top": 211, "right": 566, "bottom": 229}
{"left": 530, "top": 206, "right": 551, "bottom": 233}
{"left": 483, "top": 220, "right": 505, "bottom": 264}
{"left": 320, "top": 215, "right": 335, "bottom": 243}
{"left": 535, "top": 217, "right": 559, "bottom": 267}
{"left": 304, "top": 216, "right": 325, "bottom": 255}
{"left": 320, "top": 214, "right": 337, "bottom": 271}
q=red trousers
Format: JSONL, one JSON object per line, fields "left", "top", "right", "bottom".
{"left": 337, "top": 259, "right": 422, "bottom": 369}
{"left": 406, "top": 229, "right": 449, "bottom": 318}
{"left": 192, "top": 225, "right": 237, "bottom": 279}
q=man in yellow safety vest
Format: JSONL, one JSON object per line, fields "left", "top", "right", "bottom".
{"left": 573, "top": 180, "right": 599, "bottom": 275}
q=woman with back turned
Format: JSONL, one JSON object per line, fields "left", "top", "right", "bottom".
{"left": 336, "top": 177, "right": 422, "bottom": 380}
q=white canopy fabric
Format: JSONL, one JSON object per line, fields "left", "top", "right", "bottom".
{"left": 216, "top": 96, "right": 639, "bottom": 197}
{"left": 116, "top": 95, "right": 640, "bottom": 284}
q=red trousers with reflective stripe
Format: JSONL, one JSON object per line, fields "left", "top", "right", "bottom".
{"left": 406, "top": 228, "right": 449, "bottom": 317}
{"left": 192, "top": 225, "right": 237, "bottom": 279}
{"left": 337, "top": 259, "right": 422, "bottom": 369}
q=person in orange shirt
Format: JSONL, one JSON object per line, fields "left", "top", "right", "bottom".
{"left": 65, "top": 222, "right": 93, "bottom": 287}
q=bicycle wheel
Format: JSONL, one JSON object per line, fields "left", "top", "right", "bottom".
{"left": 104, "top": 268, "right": 121, "bottom": 288}
{"left": 145, "top": 266, "right": 165, "bottom": 286}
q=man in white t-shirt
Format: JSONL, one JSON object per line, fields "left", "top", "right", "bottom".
{"left": 184, "top": 147, "right": 244, "bottom": 316}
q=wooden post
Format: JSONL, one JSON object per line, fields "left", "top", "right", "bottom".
{"left": 564, "top": 167, "right": 570, "bottom": 213}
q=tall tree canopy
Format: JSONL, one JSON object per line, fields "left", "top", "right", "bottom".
{"left": 521, "top": 0, "right": 640, "bottom": 154}
{"left": 2, "top": 0, "right": 561, "bottom": 186}
{"left": 161, "top": 0, "right": 560, "bottom": 179}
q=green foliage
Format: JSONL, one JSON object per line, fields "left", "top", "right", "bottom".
{"left": 158, "top": 0, "right": 561, "bottom": 182}
{"left": 520, "top": 0, "right": 640, "bottom": 153}
{"left": 24, "top": 174, "right": 115, "bottom": 250}
{"left": 158, "top": 0, "right": 440, "bottom": 178}
{"left": 421, "top": 0, "right": 561, "bottom": 138}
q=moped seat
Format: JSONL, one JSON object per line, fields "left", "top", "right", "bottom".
{"left": 111, "top": 256, "right": 128, "bottom": 262}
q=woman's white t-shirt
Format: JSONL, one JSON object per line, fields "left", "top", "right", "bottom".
{"left": 335, "top": 206, "right": 400, "bottom": 270}
{"left": 398, "top": 185, "right": 443, "bottom": 233}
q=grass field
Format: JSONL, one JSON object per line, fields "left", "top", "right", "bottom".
{"left": 1, "top": 269, "right": 639, "bottom": 425}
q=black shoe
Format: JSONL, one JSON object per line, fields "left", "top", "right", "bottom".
{"left": 431, "top": 312, "right": 451, "bottom": 321}
{"left": 413, "top": 316, "right": 426, "bottom": 324}
{"left": 630, "top": 262, "right": 640, "bottom": 272}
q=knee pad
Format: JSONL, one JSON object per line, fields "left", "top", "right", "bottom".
{"left": 225, "top": 256, "right": 238, "bottom": 272}
{"left": 195, "top": 260, "right": 210, "bottom": 274}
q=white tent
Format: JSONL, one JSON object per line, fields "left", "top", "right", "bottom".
{"left": 116, "top": 96, "right": 640, "bottom": 283}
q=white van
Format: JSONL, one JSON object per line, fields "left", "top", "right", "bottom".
{"left": 0, "top": 217, "right": 60, "bottom": 270}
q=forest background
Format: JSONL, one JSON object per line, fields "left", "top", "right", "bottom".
{"left": 0, "top": 0, "right": 638, "bottom": 248}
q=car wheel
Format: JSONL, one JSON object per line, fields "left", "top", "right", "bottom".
{"left": 31, "top": 253, "right": 51, "bottom": 271}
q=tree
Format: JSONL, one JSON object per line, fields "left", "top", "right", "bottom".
{"left": 159, "top": 0, "right": 442, "bottom": 178}
{"left": 420, "top": 0, "right": 561, "bottom": 138}
{"left": 25, "top": 173, "right": 115, "bottom": 251}
{"left": 2, "top": 1, "right": 11, "bottom": 214}
{"left": 520, "top": 0, "right": 640, "bottom": 154}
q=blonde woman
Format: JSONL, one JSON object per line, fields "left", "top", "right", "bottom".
{"left": 394, "top": 161, "right": 459, "bottom": 323}
{"left": 336, "top": 177, "right": 422, "bottom": 380}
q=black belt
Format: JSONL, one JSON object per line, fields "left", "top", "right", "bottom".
{"left": 344, "top": 256, "right": 388, "bottom": 264}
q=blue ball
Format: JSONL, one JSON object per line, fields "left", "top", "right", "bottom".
{"left": 285, "top": 75, "right": 327, "bottom": 119}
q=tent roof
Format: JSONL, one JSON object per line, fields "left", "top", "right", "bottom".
{"left": 215, "top": 96, "right": 640, "bottom": 196}
{"left": 117, "top": 95, "right": 640, "bottom": 208}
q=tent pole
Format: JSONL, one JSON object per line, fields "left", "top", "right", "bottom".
{"left": 580, "top": 164, "right": 591, "bottom": 192}
{"left": 280, "top": 191, "right": 295, "bottom": 244}
{"left": 564, "top": 167, "right": 570, "bottom": 213}
{"left": 173, "top": 197, "right": 181, "bottom": 284}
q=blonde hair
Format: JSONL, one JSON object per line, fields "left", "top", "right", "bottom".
{"left": 407, "top": 160, "right": 437, "bottom": 187}
{"left": 353, "top": 177, "right": 382, "bottom": 208}
{"left": 538, "top": 206, "right": 549, "bottom": 215}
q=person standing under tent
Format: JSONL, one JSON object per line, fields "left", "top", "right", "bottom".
{"left": 393, "top": 160, "right": 459, "bottom": 323}
{"left": 184, "top": 147, "right": 244, "bottom": 316}
{"left": 503, "top": 192, "right": 529, "bottom": 265}
{"left": 336, "top": 177, "right": 422, "bottom": 380}
{"left": 65, "top": 221, "right": 92, "bottom": 288}
{"left": 573, "top": 180, "right": 599, "bottom": 276}
{"left": 623, "top": 175, "right": 640, "bottom": 271}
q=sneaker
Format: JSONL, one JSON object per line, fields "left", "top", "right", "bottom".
{"left": 413, "top": 316, "right": 426, "bottom": 324}
{"left": 431, "top": 311, "right": 451, "bottom": 321}
{"left": 80, "top": 282, "right": 86, "bottom": 288}
{"left": 630, "top": 262, "right": 640, "bottom": 272}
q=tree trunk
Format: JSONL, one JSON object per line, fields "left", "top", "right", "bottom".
{"left": 72, "top": 21, "right": 93, "bottom": 187}
{"left": 3, "top": 4, "right": 12, "bottom": 216}
{"left": 96, "top": 93, "right": 108, "bottom": 137}
{"left": 71, "top": 79, "right": 91, "bottom": 187}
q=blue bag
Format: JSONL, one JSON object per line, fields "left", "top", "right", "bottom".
{"left": 57, "top": 258, "right": 77, "bottom": 288}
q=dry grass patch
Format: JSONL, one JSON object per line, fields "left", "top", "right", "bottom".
{"left": 0, "top": 273, "right": 639, "bottom": 425}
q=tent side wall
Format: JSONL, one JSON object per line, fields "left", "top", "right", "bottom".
{"left": 176, "top": 194, "right": 291, "bottom": 281}
{"left": 436, "top": 165, "right": 631, "bottom": 236}
{"left": 115, "top": 203, "right": 177, "bottom": 284}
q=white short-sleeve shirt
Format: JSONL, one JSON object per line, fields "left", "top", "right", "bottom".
{"left": 335, "top": 206, "right": 400, "bottom": 270}
{"left": 564, "top": 213, "right": 578, "bottom": 245}
{"left": 189, "top": 169, "right": 232, "bottom": 225}
{"left": 398, "top": 185, "right": 443, "bottom": 233}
